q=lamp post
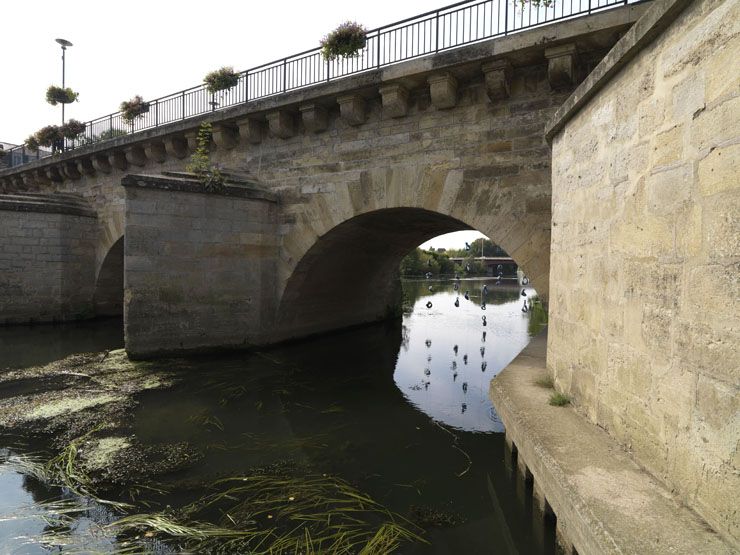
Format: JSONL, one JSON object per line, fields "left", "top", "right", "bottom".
{"left": 55, "top": 38, "right": 73, "bottom": 125}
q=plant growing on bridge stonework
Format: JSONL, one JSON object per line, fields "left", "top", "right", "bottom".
{"left": 321, "top": 21, "right": 368, "bottom": 61}
{"left": 186, "top": 122, "right": 224, "bottom": 192}
{"left": 120, "top": 95, "right": 149, "bottom": 123}
{"left": 204, "top": 66, "right": 240, "bottom": 94}
{"left": 60, "top": 119, "right": 86, "bottom": 139}
{"left": 45, "top": 85, "right": 79, "bottom": 105}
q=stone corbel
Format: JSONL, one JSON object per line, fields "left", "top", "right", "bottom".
{"left": 184, "top": 130, "right": 200, "bottom": 153}
{"left": 62, "top": 162, "right": 82, "bottom": 180}
{"left": 236, "top": 117, "right": 263, "bottom": 144}
{"left": 77, "top": 158, "right": 96, "bottom": 177}
{"left": 379, "top": 84, "right": 409, "bottom": 118}
{"left": 34, "top": 169, "right": 52, "bottom": 187}
{"left": 124, "top": 146, "right": 147, "bottom": 167}
{"left": 164, "top": 136, "right": 188, "bottom": 159}
{"left": 212, "top": 124, "right": 239, "bottom": 149}
{"left": 299, "top": 104, "right": 329, "bottom": 133}
{"left": 482, "top": 59, "right": 513, "bottom": 102}
{"left": 266, "top": 111, "right": 294, "bottom": 139}
{"left": 337, "top": 94, "right": 366, "bottom": 126}
{"left": 92, "top": 154, "right": 112, "bottom": 174}
{"left": 144, "top": 140, "right": 167, "bottom": 163}
{"left": 45, "top": 165, "right": 64, "bottom": 183}
{"left": 109, "top": 150, "right": 128, "bottom": 171}
{"left": 21, "top": 173, "right": 38, "bottom": 189}
{"left": 428, "top": 72, "right": 458, "bottom": 109}
{"left": 545, "top": 44, "right": 577, "bottom": 90}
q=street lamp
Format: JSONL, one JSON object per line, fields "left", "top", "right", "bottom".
{"left": 55, "top": 38, "right": 73, "bottom": 125}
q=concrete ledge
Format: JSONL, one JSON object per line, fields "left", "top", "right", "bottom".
{"left": 121, "top": 172, "right": 278, "bottom": 203}
{"left": 489, "top": 332, "right": 734, "bottom": 555}
{"left": 545, "top": 0, "right": 693, "bottom": 141}
{"left": 0, "top": 193, "right": 96, "bottom": 218}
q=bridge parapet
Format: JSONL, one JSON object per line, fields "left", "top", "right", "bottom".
{"left": 0, "top": 3, "right": 648, "bottom": 194}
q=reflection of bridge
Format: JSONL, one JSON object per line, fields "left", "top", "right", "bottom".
{"left": 447, "top": 256, "right": 517, "bottom": 276}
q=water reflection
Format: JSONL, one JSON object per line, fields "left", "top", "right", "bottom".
{"left": 395, "top": 279, "right": 537, "bottom": 433}
{"left": 0, "top": 278, "right": 549, "bottom": 554}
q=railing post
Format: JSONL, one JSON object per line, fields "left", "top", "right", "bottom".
{"left": 504, "top": 0, "right": 509, "bottom": 35}
{"left": 376, "top": 31, "right": 381, "bottom": 68}
{"left": 109, "top": 114, "right": 113, "bottom": 135}
{"left": 283, "top": 59, "right": 287, "bottom": 92}
{"left": 155, "top": 99, "right": 159, "bottom": 126}
{"left": 435, "top": 11, "right": 440, "bottom": 52}
{"left": 182, "top": 91, "right": 186, "bottom": 120}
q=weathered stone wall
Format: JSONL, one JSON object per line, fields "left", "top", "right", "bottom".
{"left": 548, "top": 0, "right": 739, "bottom": 545}
{"left": 122, "top": 175, "right": 278, "bottom": 357}
{"left": 0, "top": 194, "right": 98, "bottom": 323}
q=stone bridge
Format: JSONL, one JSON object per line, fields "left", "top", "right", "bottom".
{"left": 1, "top": 0, "right": 738, "bottom": 551}
{"left": 0, "top": 3, "right": 648, "bottom": 351}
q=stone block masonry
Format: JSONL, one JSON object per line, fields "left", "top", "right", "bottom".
{"left": 122, "top": 174, "right": 279, "bottom": 358}
{"left": 0, "top": 194, "right": 97, "bottom": 323}
{"left": 547, "top": 0, "right": 740, "bottom": 546}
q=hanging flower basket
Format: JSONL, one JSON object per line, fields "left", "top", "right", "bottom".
{"left": 34, "top": 125, "right": 64, "bottom": 147}
{"left": 25, "top": 135, "right": 41, "bottom": 152}
{"left": 61, "top": 119, "right": 86, "bottom": 139}
{"left": 46, "top": 85, "right": 79, "bottom": 106}
{"left": 204, "top": 66, "right": 240, "bottom": 94}
{"left": 321, "top": 21, "right": 368, "bottom": 61}
{"left": 120, "top": 95, "right": 150, "bottom": 123}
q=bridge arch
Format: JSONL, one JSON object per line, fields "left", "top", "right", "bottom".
{"left": 276, "top": 164, "right": 550, "bottom": 340}
{"left": 93, "top": 235, "right": 124, "bottom": 317}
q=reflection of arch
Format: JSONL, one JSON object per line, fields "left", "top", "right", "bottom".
{"left": 277, "top": 208, "right": 503, "bottom": 339}
{"left": 94, "top": 236, "right": 124, "bottom": 316}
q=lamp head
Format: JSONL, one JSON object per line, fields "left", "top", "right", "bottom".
{"left": 55, "top": 38, "right": 73, "bottom": 48}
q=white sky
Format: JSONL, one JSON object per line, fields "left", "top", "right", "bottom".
{"left": 1, "top": 0, "right": 436, "bottom": 144}
{"left": 418, "top": 231, "right": 487, "bottom": 250}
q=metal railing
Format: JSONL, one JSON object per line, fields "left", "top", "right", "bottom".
{"left": 6, "top": 0, "right": 631, "bottom": 168}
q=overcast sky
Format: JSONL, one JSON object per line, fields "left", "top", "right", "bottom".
{"left": 2, "top": 0, "right": 439, "bottom": 144}
{"left": 2, "top": 0, "right": 486, "bottom": 250}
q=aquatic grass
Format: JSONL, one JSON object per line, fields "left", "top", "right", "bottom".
{"left": 549, "top": 393, "right": 571, "bottom": 407}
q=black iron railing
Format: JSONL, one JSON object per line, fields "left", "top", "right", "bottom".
{"left": 6, "top": 0, "right": 632, "bottom": 168}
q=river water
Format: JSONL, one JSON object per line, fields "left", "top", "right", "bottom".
{"left": 0, "top": 278, "right": 552, "bottom": 554}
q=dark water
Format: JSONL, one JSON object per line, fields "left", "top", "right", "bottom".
{"left": 0, "top": 278, "right": 552, "bottom": 554}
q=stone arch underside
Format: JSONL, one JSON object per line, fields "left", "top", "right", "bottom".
{"left": 276, "top": 164, "right": 551, "bottom": 341}
{"left": 94, "top": 235, "right": 124, "bottom": 317}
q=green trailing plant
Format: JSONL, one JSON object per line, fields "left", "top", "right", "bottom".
{"left": 61, "top": 119, "right": 86, "bottom": 139}
{"left": 204, "top": 66, "right": 240, "bottom": 94}
{"left": 46, "top": 85, "right": 79, "bottom": 105}
{"left": 549, "top": 392, "right": 570, "bottom": 407}
{"left": 321, "top": 21, "right": 368, "bottom": 61}
{"left": 120, "top": 95, "right": 149, "bottom": 123}
{"left": 185, "top": 122, "right": 224, "bottom": 191}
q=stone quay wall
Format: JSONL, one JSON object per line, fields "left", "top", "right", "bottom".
{"left": 0, "top": 194, "right": 98, "bottom": 324}
{"left": 122, "top": 175, "right": 278, "bottom": 358}
{"left": 547, "top": 0, "right": 739, "bottom": 545}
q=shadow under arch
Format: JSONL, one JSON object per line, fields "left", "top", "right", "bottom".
{"left": 277, "top": 207, "right": 518, "bottom": 340}
{"left": 93, "top": 236, "right": 124, "bottom": 317}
